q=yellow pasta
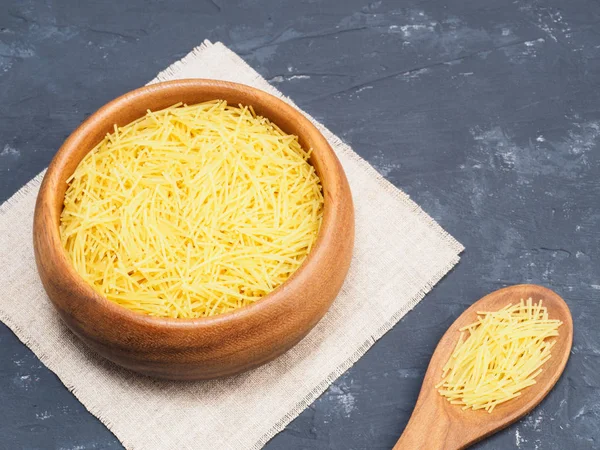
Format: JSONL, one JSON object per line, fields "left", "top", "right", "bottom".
{"left": 60, "top": 100, "right": 324, "bottom": 318}
{"left": 436, "top": 298, "right": 562, "bottom": 412}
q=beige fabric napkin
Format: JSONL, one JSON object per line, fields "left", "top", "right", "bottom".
{"left": 0, "top": 41, "right": 463, "bottom": 450}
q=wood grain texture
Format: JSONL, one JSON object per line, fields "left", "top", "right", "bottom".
{"left": 32, "top": 79, "right": 355, "bottom": 380}
{"left": 394, "top": 284, "right": 573, "bottom": 450}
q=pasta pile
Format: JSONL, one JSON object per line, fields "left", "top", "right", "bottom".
{"left": 60, "top": 100, "right": 324, "bottom": 318}
{"left": 436, "top": 298, "right": 562, "bottom": 412}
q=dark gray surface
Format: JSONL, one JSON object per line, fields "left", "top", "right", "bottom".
{"left": 1, "top": 0, "right": 599, "bottom": 448}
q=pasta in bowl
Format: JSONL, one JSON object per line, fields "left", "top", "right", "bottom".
{"left": 33, "top": 79, "right": 354, "bottom": 380}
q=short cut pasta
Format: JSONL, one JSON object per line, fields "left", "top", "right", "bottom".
{"left": 60, "top": 100, "right": 324, "bottom": 318}
{"left": 436, "top": 298, "right": 562, "bottom": 412}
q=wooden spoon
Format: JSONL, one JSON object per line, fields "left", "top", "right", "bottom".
{"left": 394, "top": 284, "right": 573, "bottom": 450}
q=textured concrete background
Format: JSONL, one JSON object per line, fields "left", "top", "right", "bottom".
{"left": 1, "top": 0, "right": 599, "bottom": 449}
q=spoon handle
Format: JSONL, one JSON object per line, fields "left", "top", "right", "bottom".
{"left": 393, "top": 388, "right": 467, "bottom": 450}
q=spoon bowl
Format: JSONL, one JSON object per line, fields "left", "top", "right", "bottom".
{"left": 394, "top": 284, "right": 573, "bottom": 450}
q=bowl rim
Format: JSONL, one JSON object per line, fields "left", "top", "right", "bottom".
{"left": 37, "top": 78, "right": 348, "bottom": 329}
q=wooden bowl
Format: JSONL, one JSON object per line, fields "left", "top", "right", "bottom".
{"left": 33, "top": 79, "right": 354, "bottom": 380}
